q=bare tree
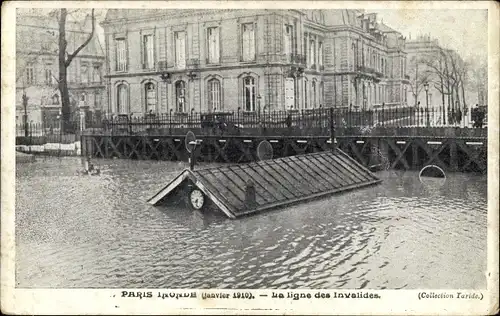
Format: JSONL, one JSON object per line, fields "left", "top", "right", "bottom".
{"left": 58, "top": 8, "right": 95, "bottom": 132}
{"left": 407, "top": 55, "right": 433, "bottom": 108}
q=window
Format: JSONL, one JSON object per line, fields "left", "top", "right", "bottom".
{"left": 81, "top": 93, "right": 86, "bottom": 102}
{"left": 309, "top": 39, "right": 316, "bottom": 66}
{"left": 81, "top": 64, "right": 89, "bottom": 83}
{"left": 94, "top": 91, "right": 101, "bottom": 109}
{"left": 285, "top": 77, "right": 295, "bottom": 109}
{"left": 143, "top": 34, "right": 154, "bottom": 69}
{"left": 243, "top": 76, "right": 256, "bottom": 111}
{"left": 175, "top": 80, "right": 186, "bottom": 112}
{"left": 312, "top": 81, "right": 317, "bottom": 108}
{"left": 207, "top": 27, "right": 220, "bottom": 64}
{"left": 52, "top": 94, "right": 59, "bottom": 105}
{"left": 318, "top": 42, "right": 323, "bottom": 67}
{"left": 45, "top": 66, "right": 53, "bottom": 84}
{"left": 381, "top": 58, "right": 384, "bottom": 74}
{"left": 26, "top": 64, "right": 34, "bottom": 85}
{"left": 303, "top": 35, "right": 308, "bottom": 66}
{"left": 400, "top": 59, "right": 404, "bottom": 77}
{"left": 145, "top": 82, "right": 157, "bottom": 113}
{"left": 208, "top": 78, "right": 221, "bottom": 110}
{"left": 352, "top": 43, "right": 357, "bottom": 68}
{"left": 93, "top": 65, "right": 101, "bottom": 83}
{"left": 284, "top": 24, "right": 293, "bottom": 59}
{"left": 175, "top": 32, "right": 186, "bottom": 69}
{"left": 116, "top": 38, "right": 127, "bottom": 71}
{"left": 304, "top": 79, "right": 308, "bottom": 109}
{"left": 117, "top": 84, "right": 129, "bottom": 114}
{"left": 241, "top": 23, "right": 255, "bottom": 62}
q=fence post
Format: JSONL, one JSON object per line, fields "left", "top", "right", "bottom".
{"left": 381, "top": 103, "right": 385, "bottom": 127}
{"left": 329, "top": 107, "right": 336, "bottom": 152}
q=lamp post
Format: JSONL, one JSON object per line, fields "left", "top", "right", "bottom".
{"left": 424, "top": 82, "right": 429, "bottom": 127}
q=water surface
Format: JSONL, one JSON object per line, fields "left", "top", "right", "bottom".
{"left": 15, "top": 157, "right": 487, "bottom": 289}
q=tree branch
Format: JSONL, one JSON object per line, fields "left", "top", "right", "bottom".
{"left": 65, "top": 9, "right": 95, "bottom": 67}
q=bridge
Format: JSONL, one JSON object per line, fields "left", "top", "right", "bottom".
{"left": 75, "top": 107, "right": 487, "bottom": 173}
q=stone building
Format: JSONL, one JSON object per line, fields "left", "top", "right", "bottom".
{"left": 101, "top": 9, "right": 408, "bottom": 115}
{"left": 16, "top": 11, "right": 105, "bottom": 126}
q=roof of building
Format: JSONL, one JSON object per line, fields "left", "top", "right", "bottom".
{"left": 378, "top": 22, "right": 398, "bottom": 33}
{"left": 148, "top": 150, "right": 381, "bottom": 218}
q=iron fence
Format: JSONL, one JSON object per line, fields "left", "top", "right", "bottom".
{"left": 16, "top": 118, "right": 79, "bottom": 145}
{"left": 83, "top": 105, "right": 481, "bottom": 136}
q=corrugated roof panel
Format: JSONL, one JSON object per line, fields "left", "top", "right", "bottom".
{"left": 149, "top": 150, "right": 382, "bottom": 218}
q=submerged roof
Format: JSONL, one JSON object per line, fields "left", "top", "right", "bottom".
{"left": 149, "top": 150, "right": 381, "bottom": 219}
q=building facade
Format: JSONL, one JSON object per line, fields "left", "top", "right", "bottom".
{"left": 16, "top": 12, "right": 105, "bottom": 125}
{"left": 101, "top": 9, "right": 408, "bottom": 116}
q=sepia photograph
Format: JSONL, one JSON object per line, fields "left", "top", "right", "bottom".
{"left": 2, "top": 1, "right": 498, "bottom": 315}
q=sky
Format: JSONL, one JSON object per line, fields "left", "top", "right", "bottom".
{"left": 368, "top": 9, "right": 488, "bottom": 65}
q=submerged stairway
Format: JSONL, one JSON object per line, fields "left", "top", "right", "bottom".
{"left": 148, "top": 149, "right": 381, "bottom": 218}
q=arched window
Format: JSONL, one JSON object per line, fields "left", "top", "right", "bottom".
{"left": 243, "top": 76, "right": 256, "bottom": 111}
{"left": 144, "top": 82, "right": 157, "bottom": 113}
{"left": 175, "top": 80, "right": 186, "bottom": 112}
{"left": 208, "top": 78, "right": 221, "bottom": 111}
{"left": 116, "top": 84, "right": 129, "bottom": 114}
{"left": 52, "top": 94, "right": 59, "bottom": 105}
{"left": 312, "top": 81, "right": 317, "bottom": 108}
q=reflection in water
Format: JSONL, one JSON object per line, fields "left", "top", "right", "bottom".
{"left": 15, "top": 157, "right": 487, "bottom": 289}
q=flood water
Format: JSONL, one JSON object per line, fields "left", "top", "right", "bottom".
{"left": 15, "top": 156, "right": 487, "bottom": 289}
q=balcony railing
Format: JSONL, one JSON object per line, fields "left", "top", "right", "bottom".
{"left": 291, "top": 54, "right": 306, "bottom": 65}
{"left": 158, "top": 61, "right": 168, "bottom": 70}
{"left": 357, "top": 65, "right": 376, "bottom": 74}
{"left": 187, "top": 58, "right": 200, "bottom": 69}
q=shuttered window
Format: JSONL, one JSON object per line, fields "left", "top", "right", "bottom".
{"left": 310, "top": 39, "right": 316, "bottom": 66}
{"left": 242, "top": 23, "right": 255, "bottom": 62}
{"left": 116, "top": 39, "right": 127, "bottom": 71}
{"left": 45, "top": 66, "right": 53, "bottom": 84}
{"left": 117, "top": 84, "right": 128, "bottom": 114}
{"left": 175, "top": 32, "right": 186, "bottom": 69}
{"left": 243, "top": 76, "right": 256, "bottom": 111}
{"left": 208, "top": 79, "right": 221, "bottom": 110}
{"left": 26, "top": 65, "right": 34, "bottom": 84}
{"left": 207, "top": 27, "right": 220, "bottom": 64}
{"left": 284, "top": 24, "right": 293, "bottom": 59}
{"left": 318, "top": 42, "right": 323, "bottom": 66}
{"left": 143, "top": 34, "right": 154, "bottom": 69}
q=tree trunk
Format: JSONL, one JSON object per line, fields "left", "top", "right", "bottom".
{"left": 57, "top": 8, "right": 95, "bottom": 133}
{"left": 58, "top": 9, "right": 72, "bottom": 133}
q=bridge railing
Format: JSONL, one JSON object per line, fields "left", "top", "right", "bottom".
{"left": 82, "top": 106, "right": 486, "bottom": 136}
